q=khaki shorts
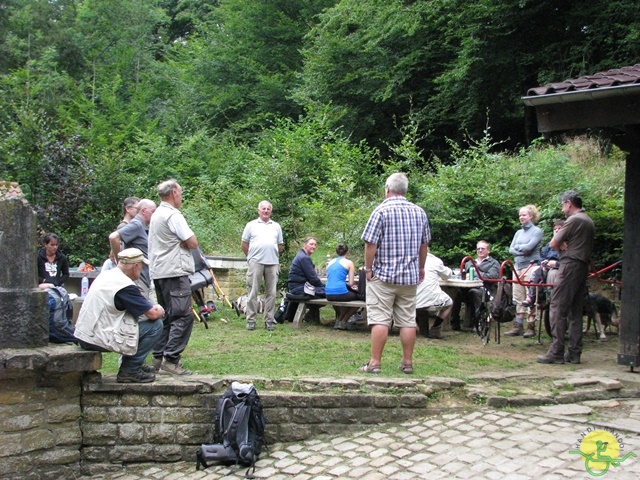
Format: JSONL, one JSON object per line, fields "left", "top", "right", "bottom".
{"left": 366, "top": 277, "right": 417, "bottom": 328}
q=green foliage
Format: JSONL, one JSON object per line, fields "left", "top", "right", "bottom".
{"left": 419, "top": 133, "right": 624, "bottom": 267}
{"left": 0, "top": 0, "right": 629, "bottom": 271}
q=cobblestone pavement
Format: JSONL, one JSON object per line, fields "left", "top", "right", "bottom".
{"left": 88, "top": 398, "right": 640, "bottom": 480}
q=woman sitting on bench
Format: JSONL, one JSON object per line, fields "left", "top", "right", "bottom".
{"left": 326, "top": 244, "right": 363, "bottom": 330}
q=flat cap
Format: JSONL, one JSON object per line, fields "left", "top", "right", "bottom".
{"left": 118, "top": 248, "right": 149, "bottom": 265}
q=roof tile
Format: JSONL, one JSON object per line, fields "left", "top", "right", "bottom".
{"left": 527, "top": 64, "right": 640, "bottom": 96}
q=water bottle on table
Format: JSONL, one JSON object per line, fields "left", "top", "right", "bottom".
{"left": 80, "top": 275, "right": 89, "bottom": 298}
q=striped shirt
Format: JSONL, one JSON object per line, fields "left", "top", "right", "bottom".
{"left": 361, "top": 196, "right": 430, "bottom": 285}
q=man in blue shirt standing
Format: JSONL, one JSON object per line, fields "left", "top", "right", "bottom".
{"left": 360, "top": 173, "right": 430, "bottom": 375}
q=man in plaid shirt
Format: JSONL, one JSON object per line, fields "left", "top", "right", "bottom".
{"left": 359, "top": 173, "right": 430, "bottom": 375}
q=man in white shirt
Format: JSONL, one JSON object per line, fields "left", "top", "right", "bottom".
{"left": 241, "top": 200, "right": 284, "bottom": 331}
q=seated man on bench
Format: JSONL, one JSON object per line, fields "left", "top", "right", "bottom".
{"left": 416, "top": 252, "right": 453, "bottom": 339}
{"left": 287, "top": 237, "right": 325, "bottom": 323}
{"left": 450, "top": 240, "right": 500, "bottom": 331}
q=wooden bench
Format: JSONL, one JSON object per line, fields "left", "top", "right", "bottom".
{"left": 289, "top": 297, "right": 445, "bottom": 332}
{"left": 291, "top": 298, "right": 366, "bottom": 329}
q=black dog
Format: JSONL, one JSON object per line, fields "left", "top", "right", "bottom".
{"left": 583, "top": 292, "right": 619, "bottom": 341}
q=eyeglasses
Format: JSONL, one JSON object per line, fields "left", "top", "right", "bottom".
{"left": 477, "top": 247, "right": 487, "bottom": 251}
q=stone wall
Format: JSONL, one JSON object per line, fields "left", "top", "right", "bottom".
{"left": 0, "top": 346, "right": 100, "bottom": 480}
{"left": 79, "top": 374, "right": 454, "bottom": 474}
{"left": 3, "top": 345, "right": 636, "bottom": 478}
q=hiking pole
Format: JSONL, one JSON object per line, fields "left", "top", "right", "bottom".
{"left": 198, "top": 251, "right": 233, "bottom": 309}
{"left": 211, "top": 271, "right": 232, "bottom": 308}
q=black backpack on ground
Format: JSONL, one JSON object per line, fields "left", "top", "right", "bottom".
{"left": 490, "top": 279, "right": 516, "bottom": 323}
{"left": 196, "top": 382, "right": 267, "bottom": 478}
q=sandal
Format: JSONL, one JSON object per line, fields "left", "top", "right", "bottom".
{"left": 398, "top": 363, "right": 413, "bottom": 374}
{"left": 358, "top": 362, "right": 381, "bottom": 374}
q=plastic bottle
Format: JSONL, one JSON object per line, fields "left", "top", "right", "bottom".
{"left": 81, "top": 275, "right": 89, "bottom": 298}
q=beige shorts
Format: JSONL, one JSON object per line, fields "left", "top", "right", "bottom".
{"left": 366, "top": 277, "right": 417, "bottom": 328}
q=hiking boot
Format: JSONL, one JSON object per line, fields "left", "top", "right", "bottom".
{"left": 152, "top": 357, "right": 163, "bottom": 371}
{"left": 521, "top": 295, "right": 535, "bottom": 308}
{"left": 265, "top": 322, "right": 275, "bottom": 331}
{"left": 564, "top": 353, "right": 581, "bottom": 364}
{"left": 450, "top": 319, "right": 461, "bottom": 331}
{"left": 503, "top": 322, "right": 524, "bottom": 336}
{"left": 427, "top": 325, "right": 443, "bottom": 339}
{"left": 162, "top": 360, "right": 192, "bottom": 375}
{"left": 246, "top": 322, "right": 256, "bottom": 331}
{"left": 117, "top": 369, "right": 156, "bottom": 383}
{"left": 536, "top": 353, "right": 565, "bottom": 364}
{"left": 522, "top": 322, "right": 536, "bottom": 338}
{"left": 141, "top": 364, "right": 157, "bottom": 374}
{"left": 334, "top": 320, "right": 348, "bottom": 330}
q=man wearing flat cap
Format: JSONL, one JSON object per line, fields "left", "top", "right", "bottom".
{"left": 74, "top": 248, "right": 165, "bottom": 383}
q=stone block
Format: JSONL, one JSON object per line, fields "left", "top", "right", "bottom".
{"left": 373, "top": 395, "right": 399, "bottom": 408}
{"left": 162, "top": 407, "right": 192, "bottom": 423}
{"left": 82, "top": 393, "right": 121, "bottom": 407}
{"left": 118, "top": 423, "right": 145, "bottom": 443}
{"left": 81, "top": 446, "right": 109, "bottom": 462}
{"left": 277, "top": 423, "right": 313, "bottom": 442}
{"left": 0, "top": 291, "right": 48, "bottom": 349}
{"left": 82, "top": 423, "right": 118, "bottom": 445}
{"left": 0, "top": 389, "right": 26, "bottom": 404}
{"left": 33, "top": 447, "right": 81, "bottom": 465}
{"left": 135, "top": 407, "right": 163, "bottom": 423}
{"left": 106, "top": 406, "right": 136, "bottom": 423}
{"left": 399, "top": 394, "right": 428, "bottom": 408}
{"left": 176, "top": 423, "right": 209, "bottom": 443}
{"left": 47, "top": 403, "right": 81, "bottom": 423}
{"left": 52, "top": 424, "right": 82, "bottom": 446}
{"left": 22, "top": 428, "right": 55, "bottom": 452}
{"left": 1, "top": 411, "right": 45, "bottom": 431}
{"left": 191, "top": 408, "right": 214, "bottom": 424}
{"left": 83, "top": 406, "right": 108, "bottom": 422}
{"left": 146, "top": 423, "right": 176, "bottom": 442}
{"left": 120, "top": 394, "right": 150, "bottom": 407}
{"left": 152, "top": 394, "right": 180, "bottom": 407}
{"left": 154, "top": 444, "right": 183, "bottom": 461}
{"left": 110, "top": 444, "right": 153, "bottom": 462}
{"left": 0, "top": 432, "right": 22, "bottom": 456}
{"left": 0, "top": 455, "right": 31, "bottom": 476}
{"left": 263, "top": 406, "right": 290, "bottom": 423}
{"left": 309, "top": 394, "right": 342, "bottom": 408}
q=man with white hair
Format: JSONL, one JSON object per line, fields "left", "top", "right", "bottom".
{"left": 74, "top": 248, "right": 165, "bottom": 383}
{"left": 241, "top": 200, "right": 284, "bottom": 331}
{"left": 360, "top": 173, "right": 430, "bottom": 375}
{"left": 148, "top": 179, "right": 198, "bottom": 375}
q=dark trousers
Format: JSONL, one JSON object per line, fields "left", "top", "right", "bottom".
{"left": 153, "top": 276, "right": 195, "bottom": 363}
{"left": 548, "top": 260, "right": 589, "bottom": 357}
{"left": 451, "top": 287, "right": 484, "bottom": 327}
